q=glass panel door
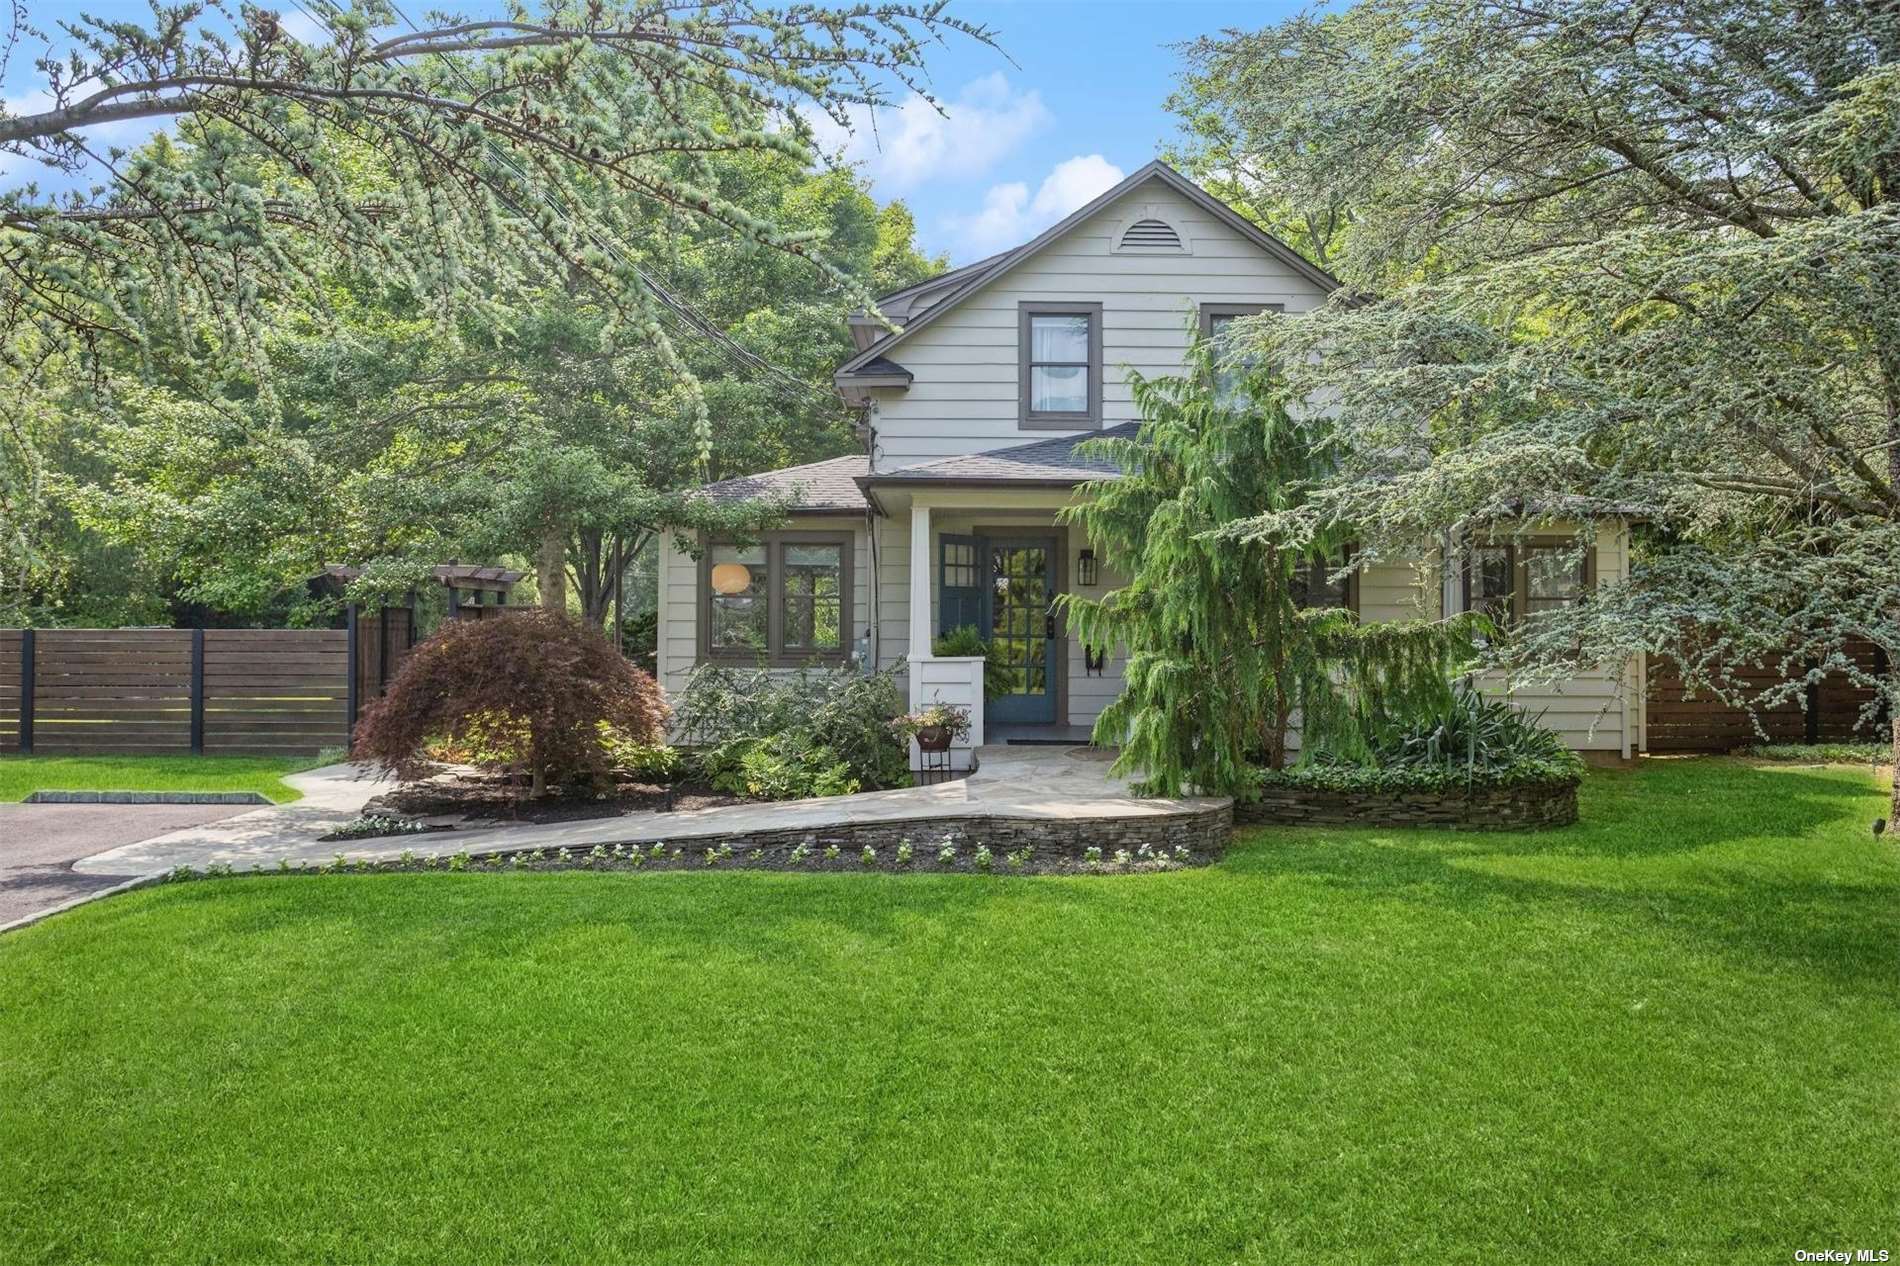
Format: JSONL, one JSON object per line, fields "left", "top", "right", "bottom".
{"left": 987, "top": 538, "right": 1057, "bottom": 724}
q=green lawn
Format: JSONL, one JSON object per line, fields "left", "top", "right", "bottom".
{"left": 2, "top": 760, "right": 1896, "bottom": 1262}
{"left": 0, "top": 754, "right": 324, "bottom": 803}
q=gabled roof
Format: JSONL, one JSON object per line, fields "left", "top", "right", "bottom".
{"left": 862, "top": 424, "right": 1138, "bottom": 488}
{"left": 837, "top": 161, "right": 1345, "bottom": 381}
{"left": 695, "top": 454, "right": 868, "bottom": 514}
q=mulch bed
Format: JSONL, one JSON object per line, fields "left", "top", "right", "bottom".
{"left": 364, "top": 770, "right": 752, "bottom": 826}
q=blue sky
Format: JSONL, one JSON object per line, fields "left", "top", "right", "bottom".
{"left": 1, "top": 0, "right": 1301, "bottom": 263}
{"left": 809, "top": 0, "right": 1300, "bottom": 262}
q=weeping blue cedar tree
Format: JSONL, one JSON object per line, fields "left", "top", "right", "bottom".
{"left": 1058, "top": 344, "right": 1482, "bottom": 797}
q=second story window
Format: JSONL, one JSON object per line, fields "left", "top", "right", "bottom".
{"left": 1200, "top": 303, "right": 1279, "bottom": 409}
{"left": 1019, "top": 301, "right": 1102, "bottom": 430}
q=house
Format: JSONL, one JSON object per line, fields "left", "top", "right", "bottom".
{"left": 655, "top": 162, "right": 1643, "bottom": 767}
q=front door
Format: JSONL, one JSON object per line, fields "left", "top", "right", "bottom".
{"left": 985, "top": 537, "right": 1058, "bottom": 724}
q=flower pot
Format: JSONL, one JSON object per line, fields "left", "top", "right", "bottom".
{"left": 915, "top": 725, "right": 952, "bottom": 752}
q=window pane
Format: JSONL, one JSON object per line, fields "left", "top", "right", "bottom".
{"left": 782, "top": 544, "right": 842, "bottom": 652}
{"left": 1525, "top": 548, "right": 1583, "bottom": 614}
{"left": 1292, "top": 551, "right": 1351, "bottom": 610}
{"left": 1209, "top": 312, "right": 1261, "bottom": 409}
{"left": 709, "top": 544, "right": 767, "bottom": 651}
{"left": 1031, "top": 365, "right": 1088, "bottom": 413}
{"left": 1030, "top": 313, "right": 1089, "bottom": 362}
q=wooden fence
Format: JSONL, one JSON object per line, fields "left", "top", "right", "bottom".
{"left": 0, "top": 628, "right": 352, "bottom": 756}
{"left": 1646, "top": 638, "right": 1890, "bottom": 752}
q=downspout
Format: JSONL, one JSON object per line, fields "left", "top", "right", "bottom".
{"left": 864, "top": 408, "right": 880, "bottom": 674}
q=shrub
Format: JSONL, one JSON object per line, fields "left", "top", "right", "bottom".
{"left": 603, "top": 735, "right": 683, "bottom": 784}
{"left": 1740, "top": 742, "right": 1891, "bottom": 765}
{"left": 1372, "top": 687, "right": 1573, "bottom": 773}
{"left": 699, "top": 736, "right": 860, "bottom": 800}
{"left": 931, "top": 625, "right": 1022, "bottom": 701}
{"left": 1262, "top": 755, "right": 1582, "bottom": 796}
{"left": 671, "top": 662, "right": 908, "bottom": 796}
{"left": 354, "top": 608, "right": 666, "bottom": 797}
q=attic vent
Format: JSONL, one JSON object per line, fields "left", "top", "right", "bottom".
{"left": 1118, "top": 218, "right": 1183, "bottom": 250}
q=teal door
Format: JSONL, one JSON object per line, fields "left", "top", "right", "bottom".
{"left": 985, "top": 537, "right": 1057, "bottom": 724}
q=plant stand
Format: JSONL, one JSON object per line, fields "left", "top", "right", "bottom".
{"left": 914, "top": 726, "right": 956, "bottom": 786}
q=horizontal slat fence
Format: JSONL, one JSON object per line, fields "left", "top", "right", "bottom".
{"left": 1647, "top": 638, "right": 1890, "bottom": 752}
{"left": 4, "top": 628, "right": 351, "bottom": 756}
{"left": 32, "top": 628, "right": 194, "bottom": 754}
{"left": 0, "top": 629, "right": 20, "bottom": 748}
{"left": 203, "top": 629, "right": 350, "bottom": 755}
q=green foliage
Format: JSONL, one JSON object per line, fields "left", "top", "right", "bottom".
{"left": 603, "top": 737, "right": 683, "bottom": 785}
{"left": 1060, "top": 344, "right": 1477, "bottom": 796}
{"left": 1261, "top": 754, "right": 1583, "bottom": 795}
{"left": 1172, "top": 0, "right": 1900, "bottom": 814}
{"left": 931, "top": 625, "right": 1022, "bottom": 701}
{"left": 699, "top": 736, "right": 860, "bottom": 800}
{"left": 672, "top": 662, "right": 909, "bottom": 797}
{"left": 4, "top": 7, "right": 957, "bottom": 624}
{"left": 1373, "top": 688, "right": 1575, "bottom": 773}
{"left": 1741, "top": 742, "right": 1893, "bottom": 766}
{"left": 1289, "top": 686, "right": 1585, "bottom": 792}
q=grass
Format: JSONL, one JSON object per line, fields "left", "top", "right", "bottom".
{"left": 2, "top": 759, "right": 1896, "bottom": 1262}
{"left": 0, "top": 753, "right": 333, "bottom": 803}
{"left": 1740, "top": 740, "right": 1892, "bottom": 765}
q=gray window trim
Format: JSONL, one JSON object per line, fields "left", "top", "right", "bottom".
{"left": 698, "top": 529, "right": 855, "bottom": 666}
{"left": 1198, "top": 301, "right": 1283, "bottom": 342}
{"left": 1018, "top": 301, "right": 1103, "bottom": 431}
{"left": 1462, "top": 534, "right": 1596, "bottom": 624}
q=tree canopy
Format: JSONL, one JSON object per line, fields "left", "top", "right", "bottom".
{"left": 1173, "top": 0, "right": 1900, "bottom": 805}
{"left": 1, "top": 0, "right": 958, "bottom": 623}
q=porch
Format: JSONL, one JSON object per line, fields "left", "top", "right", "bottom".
{"left": 883, "top": 486, "right": 1123, "bottom": 773}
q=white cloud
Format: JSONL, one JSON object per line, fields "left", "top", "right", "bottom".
{"left": 275, "top": 8, "right": 330, "bottom": 44}
{"left": 803, "top": 71, "right": 1050, "bottom": 192}
{"left": 944, "top": 154, "right": 1126, "bottom": 259}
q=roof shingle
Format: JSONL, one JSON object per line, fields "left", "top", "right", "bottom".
{"left": 866, "top": 424, "right": 1137, "bottom": 486}
{"left": 696, "top": 454, "right": 868, "bottom": 513}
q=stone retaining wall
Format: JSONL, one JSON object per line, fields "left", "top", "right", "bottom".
{"left": 1235, "top": 780, "right": 1578, "bottom": 831}
{"left": 485, "top": 801, "right": 1235, "bottom": 864}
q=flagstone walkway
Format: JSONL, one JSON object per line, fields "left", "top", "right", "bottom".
{"left": 73, "top": 746, "right": 1229, "bottom": 877}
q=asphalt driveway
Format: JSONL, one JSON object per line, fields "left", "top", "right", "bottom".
{"left": 0, "top": 804, "right": 249, "bottom": 927}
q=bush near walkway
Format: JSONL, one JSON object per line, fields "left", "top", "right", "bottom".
{"left": 353, "top": 609, "right": 666, "bottom": 797}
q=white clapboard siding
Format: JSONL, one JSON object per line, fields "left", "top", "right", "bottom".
{"left": 866, "top": 181, "right": 1334, "bottom": 471}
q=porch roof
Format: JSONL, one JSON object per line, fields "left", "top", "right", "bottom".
{"left": 694, "top": 454, "right": 869, "bottom": 514}
{"left": 862, "top": 423, "right": 1137, "bottom": 489}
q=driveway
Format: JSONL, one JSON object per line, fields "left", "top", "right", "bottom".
{"left": 0, "top": 803, "right": 251, "bottom": 926}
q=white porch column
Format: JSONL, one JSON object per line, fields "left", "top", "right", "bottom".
{"left": 908, "top": 502, "right": 931, "bottom": 706}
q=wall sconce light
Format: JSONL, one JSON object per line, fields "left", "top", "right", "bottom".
{"left": 1078, "top": 548, "right": 1098, "bottom": 587}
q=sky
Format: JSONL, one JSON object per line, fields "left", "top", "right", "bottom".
{"left": 0, "top": 0, "right": 1304, "bottom": 264}
{"left": 805, "top": 0, "right": 1302, "bottom": 263}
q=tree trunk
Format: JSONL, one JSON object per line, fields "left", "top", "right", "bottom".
{"left": 531, "top": 762, "right": 547, "bottom": 798}
{"left": 537, "top": 526, "right": 567, "bottom": 613}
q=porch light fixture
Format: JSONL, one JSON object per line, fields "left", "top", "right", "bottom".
{"left": 710, "top": 562, "right": 753, "bottom": 595}
{"left": 1078, "top": 548, "right": 1098, "bottom": 587}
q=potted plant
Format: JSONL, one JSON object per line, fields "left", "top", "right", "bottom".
{"left": 891, "top": 703, "right": 972, "bottom": 752}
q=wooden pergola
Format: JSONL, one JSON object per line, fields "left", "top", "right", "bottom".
{"left": 313, "top": 563, "right": 527, "bottom": 720}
